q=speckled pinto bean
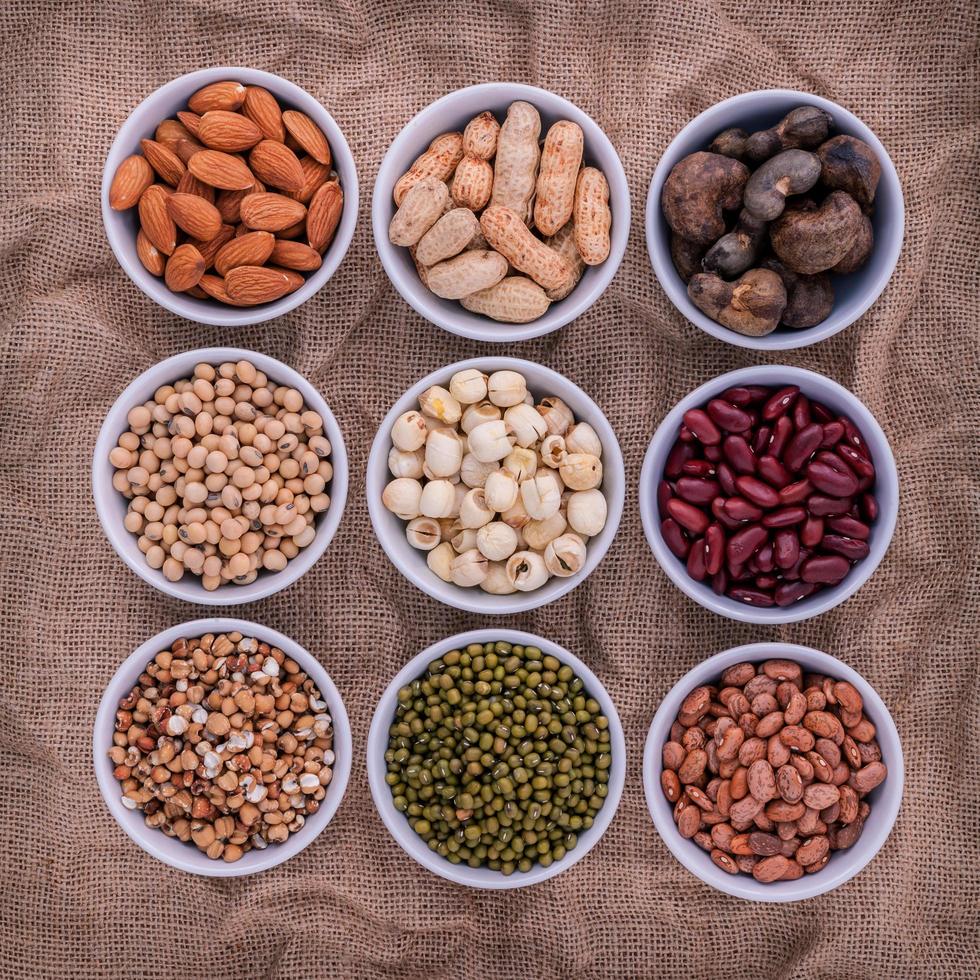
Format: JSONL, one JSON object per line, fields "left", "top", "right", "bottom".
{"left": 661, "top": 659, "right": 887, "bottom": 883}
{"left": 658, "top": 384, "right": 878, "bottom": 607}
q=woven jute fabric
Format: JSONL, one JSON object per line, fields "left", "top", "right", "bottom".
{"left": 1, "top": 0, "right": 978, "bottom": 977}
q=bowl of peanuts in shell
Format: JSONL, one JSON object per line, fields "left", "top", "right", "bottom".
{"left": 92, "top": 347, "right": 348, "bottom": 605}
{"left": 643, "top": 642, "right": 903, "bottom": 902}
{"left": 373, "top": 83, "right": 630, "bottom": 342}
{"left": 95, "top": 618, "right": 352, "bottom": 876}
{"left": 102, "top": 67, "right": 358, "bottom": 326}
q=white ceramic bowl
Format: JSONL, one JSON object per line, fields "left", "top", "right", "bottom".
{"left": 646, "top": 89, "right": 905, "bottom": 350}
{"left": 638, "top": 365, "right": 898, "bottom": 624}
{"left": 367, "top": 628, "right": 626, "bottom": 889}
{"left": 94, "top": 618, "right": 352, "bottom": 876}
{"left": 101, "top": 66, "right": 359, "bottom": 326}
{"left": 373, "top": 82, "right": 630, "bottom": 343}
{"left": 92, "top": 347, "right": 348, "bottom": 605}
{"left": 643, "top": 641, "right": 903, "bottom": 902}
{"left": 366, "top": 357, "right": 625, "bottom": 613}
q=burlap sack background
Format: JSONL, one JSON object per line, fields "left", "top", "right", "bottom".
{"left": 1, "top": 0, "right": 978, "bottom": 977}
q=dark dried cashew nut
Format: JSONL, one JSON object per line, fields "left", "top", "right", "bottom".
{"left": 818, "top": 135, "right": 881, "bottom": 209}
{"left": 832, "top": 213, "right": 874, "bottom": 274}
{"left": 743, "top": 149, "right": 822, "bottom": 221}
{"left": 702, "top": 209, "right": 768, "bottom": 278}
{"left": 771, "top": 191, "right": 864, "bottom": 274}
{"left": 688, "top": 268, "right": 787, "bottom": 336}
{"left": 662, "top": 151, "right": 750, "bottom": 245}
{"left": 709, "top": 128, "right": 749, "bottom": 161}
{"left": 762, "top": 257, "right": 835, "bottom": 328}
{"left": 745, "top": 106, "right": 834, "bottom": 163}
{"left": 670, "top": 233, "right": 708, "bottom": 282}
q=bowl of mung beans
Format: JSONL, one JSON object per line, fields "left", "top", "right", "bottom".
{"left": 366, "top": 628, "right": 626, "bottom": 888}
{"left": 92, "top": 347, "right": 348, "bottom": 604}
{"left": 94, "top": 618, "right": 352, "bottom": 876}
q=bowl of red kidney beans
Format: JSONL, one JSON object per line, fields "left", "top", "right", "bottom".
{"left": 639, "top": 366, "right": 898, "bottom": 623}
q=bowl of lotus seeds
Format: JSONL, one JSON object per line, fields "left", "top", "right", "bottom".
{"left": 365, "top": 357, "right": 625, "bottom": 614}
{"left": 93, "top": 347, "right": 348, "bottom": 604}
{"left": 366, "top": 629, "right": 626, "bottom": 888}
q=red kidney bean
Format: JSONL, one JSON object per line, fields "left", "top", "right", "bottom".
{"left": 729, "top": 562, "right": 752, "bottom": 581}
{"left": 855, "top": 472, "right": 874, "bottom": 493}
{"left": 839, "top": 416, "right": 868, "bottom": 456}
{"left": 712, "top": 496, "right": 742, "bottom": 529}
{"left": 657, "top": 479, "right": 674, "bottom": 514}
{"left": 735, "top": 475, "right": 781, "bottom": 509}
{"left": 723, "top": 497, "right": 764, "bottom": 522}
{"left": 861, "top": 493, "right": 878, "bottom": 522}
{"left": 801, "top": 554, "right": 850, "bottom": 584}
{"left": 665, "top": 440, "right": 694, "bottom": 478}
{"left": 727, "top": 587, "right": 775, "bottom": 606}
{"left": 810, "top": 401, "right": 834, "bottom": 423}
{"left": 661, "top": 518, "right": 690, "bottom": 559}
{"left": 821, "top": 535, "right": 871, "bottom": 560}
{"left": 755, "top": 574, "right": 778, "bottom": 589}
{"left": 762, "top": 386, "right": 799, "bottom": 421}
{"left": 774, "top": 529, "right": 800, "bottom": 569}
{"left": 704, "top": 524, "right": 726, "bottom": 576}
{"left": 704, "top": 445, "right": 722, "bottom": 462}
{"left": 716, "top": 462, "right": 737, "bottom": 496}
{"left": 712, "top": 568, "right": 728, "bottom": 595}
{"left": 781, "top": 549, "right": 809, "bottom": 581}
{"left": 779, "top": 479, "right": 812, "bottom": 505}
{"left": 808, "top": 495, "right": 853, "bottom": 517}
{"left": 836, "top": 443, "right": 875, "bottom": 479}
{"left": 763, "top": 506, "right": 807, "bottom": 528}
{"left": 666, "top": 498, "right": 710, "bottom": 535}
{"left": 681, "top": 459, "right": 715, "bottom": 477}
{"left": 683, "top": 409, "right": 721, "bottom": 445}
{"left": 807, "top": 459, "right": 859, "bottom": 497}
{"left": 792, "top": 395, "right": 811, "bottom": 430}
{"left": 722, "top": 385, "right": 770, "bottom": 405}
{"left": 727, "top": 524, "right": 768, "bottom": 565}
{"left": 722, "top": 435, "right": 756, "bottom": 474}
{"left": 827, "top": 516, "right": 870, "bottom": 541}
{"left": 755, "top": 542, "right": 775, "bottom": 573}
{"left": 767, "top": 416, "right": 793, "bottom": 459}
{"left": 679, "top": 424, "right": 695, "bottom": 442}
{"left": 783, "top": 423, "right": 823, "bottom": 473}
{"left": 687, "top": 538, "right": 707, "bottom": 580}
{"left": 707, "top": 398, "right": 753, "bottom": 433}
{"left": 676, "top": 476, "right": 721, "bottom": 505}
{"left": 775, "top": 581, "right": 818, "bottom": 606}
{"left": 820, "top": 421, "right": 845, "bottom": 447}
{"left": 751, "top": 425, "right": 772, "bottom": 456}
{"left": 801, "top": 516, "right": 825, "bottom": 548}
{"left": 757, "top": 455, "right": 790, "bottom": 488}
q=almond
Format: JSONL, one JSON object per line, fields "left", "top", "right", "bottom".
{"left": 282, "top": 110, "right": 331, "bottom": 166}
{"left": 277, "top": 218, "right": 306, "bottom": 240}
{"left": 248, "top": 139, "right": 304, "bottom": 192}
{"left": 138, "top": 185, "right": 177, "bottom": 255}
{"left": 269, "top": 239, "right": 322, "bottom": 272}
{"left": 167, "top": 192, "right": 223, "bottom": 241}
{"left": 198, "top": 110, "right": 263, "bottom": 152}
{"left": 242, "top": 86, "right": 285, "bottom": 142}
{"left": 155, "top": 118, "right": 194, "bottom": 149}
{"left": 164, "top": 243, "right": 205, "bottom": 292}
{"left": 214, "top": 181, "right": 263, "bottom": 224}
{"left": 288, "top": 156, "right": 331, "bottom": 204}
{"left": 109, "top": 154, "right": 154, "bottom": 210}
{"left": 185, "top": 284, "right": 209, "bottom": 300}
{"left": 176, "top": 111, "right": 203, "bottom": 139}
{"left": 175, "top": 170, "right": 216, "bottom": 203}
{"left": 171, "top": 137, "right": 205, "bottom": 164}
{"left": 188, "top": 223, "right": 236, "bottom": 269}
{"left": 188, "top": 149, "right": 255, "bottom": 190}
{"left": 140, "top": 138, "right": 185, "bottom": 186}
{"left": 188, "top": 80, "right": 246, "bottom": 115}
{"left": 198, "top": 273, "right": 252, "bottom": 306}
{"left": 239, "top": 192, "right": 306, "bottom": 232}
{"left": 136, "top": 229, "right": 166, "bottom": 275}
{"left": 214, "top": 231, "right": 275, "bottom": 276}
{"left": 224, "top": 265, "right": 295, "bottom": 304}
{"left": 269, "top": 265, "right": 305, "bottom": 291}
{"left": 307, "top": 180, "right": 343, "bottom": 252}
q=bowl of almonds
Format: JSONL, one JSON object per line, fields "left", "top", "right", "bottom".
{"left": 94, "top": 618, "right": 352, "bottom": 876}
{"left": 102, "top": 67, "right": 358, "bottom": 325}
{"left": 643, "top": 642, "right": 903, "bottom": 901}
{"left": 373, "top": 83, "right": 630, "bottom": 342}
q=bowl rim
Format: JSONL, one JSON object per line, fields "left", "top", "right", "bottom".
{"left": 91, "top": 345, "right": 348, "bottom": 605}
{"left": 372, "top": 81, "right": 631, "bottom": 343}
{"left": 93, "top": 617, "right": 353, "bottom": 877}
{"left": 366, "top": 627, "right": 627, "bottom": 889}
{"left": 101, "top": 65, "right": 359, "bottom": 327}
{"left": 365, "top": 355, "right": 625, "bottom": 613}
{"left": 638, "top": 365, "right": 899, "bottom": 623}
{"left": 645, "top": 87, "right": 906, "bottom": 350}
{"left": 642, "top": 641, "right": 904, "bottom": 902}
